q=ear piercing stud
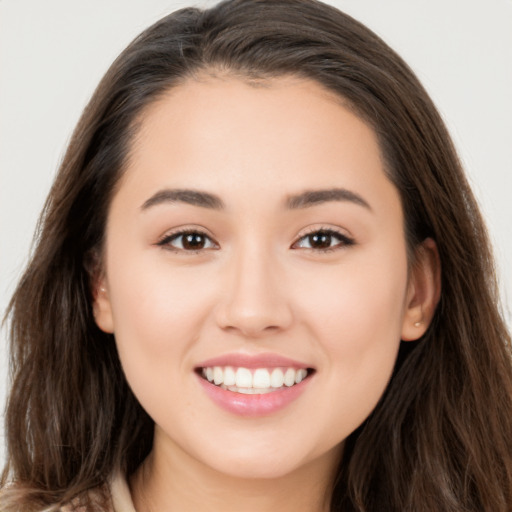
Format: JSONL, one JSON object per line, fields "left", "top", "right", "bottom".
{"left": 414, "top": 321, "right": 422, "bottom": 327}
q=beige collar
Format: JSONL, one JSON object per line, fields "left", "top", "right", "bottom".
{"left": 110, "top": 471, "right": 137, "bottom": 512}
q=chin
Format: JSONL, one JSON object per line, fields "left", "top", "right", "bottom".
{"left": 196, "top": 438, "right": 340, "bottom": 482}
{"left": 208, "top": 455, "right": 307, "bottom": 480}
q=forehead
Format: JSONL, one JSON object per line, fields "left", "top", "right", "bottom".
{"left": 117, "top": 75, "right": 399, "bottom": 218}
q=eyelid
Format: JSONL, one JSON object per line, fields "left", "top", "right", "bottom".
{"left": 156, "top": 226, "right": 219, "bottom": 253}
{"left": 155, "top": 225, "right": 355, "bottom": 254}
{"left": 291, "top": 226, "right": 355, "bottom": 252}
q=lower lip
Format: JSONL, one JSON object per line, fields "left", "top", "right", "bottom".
{"left": 196, "top": 374, "right": 312, "bottom": 417}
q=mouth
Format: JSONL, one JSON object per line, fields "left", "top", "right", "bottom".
{"left": 195, "top": 353, "right": 316, "bottom": 416}
{"left": 196, "top": 366, "right": 314, "bottom": 395}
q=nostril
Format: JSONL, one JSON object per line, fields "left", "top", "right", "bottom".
{"left": 214, "top": 282, "right": 294, "bottom": 336}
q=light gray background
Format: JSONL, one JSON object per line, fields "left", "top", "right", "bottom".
{"left": 1, "top": 0, "right": 511, "bottom": 466}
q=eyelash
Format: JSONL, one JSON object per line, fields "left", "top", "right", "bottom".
{"left": 156, "top": 227, "right": 355, "bottom": 254}
{"left": 156, "top": 229, "right": 218, "bottom": 254}
{"left": 292, "top": 227, "right": 355, "bottom": 252}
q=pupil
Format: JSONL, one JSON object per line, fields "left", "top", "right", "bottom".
{"left": 310, "top": 232, "right": 331, "bottom": 249}
{"left": 183, "top": 233, "right": 204, "bottom": 250}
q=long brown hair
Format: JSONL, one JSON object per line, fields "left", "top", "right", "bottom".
{"left": 2, "top": 1, "right": 511, "bottom": 510}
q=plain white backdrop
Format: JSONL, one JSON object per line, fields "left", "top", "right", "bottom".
{"left": 1, "top": 0, "right": 511, "bottom": 466}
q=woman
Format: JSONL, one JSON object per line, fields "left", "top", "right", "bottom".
{"left": 2, "top": 0, "right": 511, "bottom": 510}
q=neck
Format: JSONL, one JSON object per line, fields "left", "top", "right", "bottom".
{"left": 130, "top": 436, "right": 341, "bottom": 512}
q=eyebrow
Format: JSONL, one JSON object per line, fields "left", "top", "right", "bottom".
{"left": 285, "top": 188, "right": 372, "bottom": 211}
{"left": 141, "top": 189, "right": 225, "bottom": 210}
{"left": 140, "top": 187, "right": 371, "bottom": 212}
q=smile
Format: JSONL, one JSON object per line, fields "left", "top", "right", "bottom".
{"left": 200, "top": 366, "right": 310, "bottom": 394}
{"left": 195, "top": 354, "right": 315, "bottom": 417}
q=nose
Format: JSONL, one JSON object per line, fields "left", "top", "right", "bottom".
{"left": 215, "top": 243, "right": 294, "bottom": 338}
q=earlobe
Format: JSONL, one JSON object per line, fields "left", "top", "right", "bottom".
{"left": 401, "top": 238, "right": 441, "bottom": 341}
{"left": 92, "top": 277, "right": 115, "bottom": 333}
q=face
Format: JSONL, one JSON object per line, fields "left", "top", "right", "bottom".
{"left": 94, "top": 75, "right": 436, "bottom": 481}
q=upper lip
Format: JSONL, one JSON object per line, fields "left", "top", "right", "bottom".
{"left": 196, "top": 352, "right": 313, "bottom": 370}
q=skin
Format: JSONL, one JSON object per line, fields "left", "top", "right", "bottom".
{"left": 94, "top": 75, "right": 440, "bottom": 512}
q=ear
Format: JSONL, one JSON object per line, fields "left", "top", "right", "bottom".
{"left": 401, "top": 238, "right": 441, "bottom": 341}
{"left": 92, "top": 273, "right": 115, "bottom": 334}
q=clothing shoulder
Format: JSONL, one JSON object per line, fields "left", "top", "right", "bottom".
{"left": 0, "top": 472, "right": 134, "bottom": 512}
{"left": 60, "top": 472, "right": 133, "bottom": 512}
{"left": 109, "top": 471, "right": 136, "bottom": 512}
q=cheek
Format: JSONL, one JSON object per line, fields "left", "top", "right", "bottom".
{"left": 109, "top": 249, "right": 213, "bottom": 330}
{"left": 105, "top": 250, "right": 217, "bottom": 389}
{"left": 295, "top": 247, "right": 408, "bottom": 428}
{"left": 299, "top": 243, "right": 409, "bottom": 345}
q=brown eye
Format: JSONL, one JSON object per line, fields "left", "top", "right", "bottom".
{"left": 293, "top": 229, "right": 354, "bottom": 252}
{"left": 307, "top": 232, "right": 333, "bottom": 249}
{"left": 182, "top": 233, "right": 207, "bottom": 250}
{"left": 157, "top": 230, "right": 218, "bottom": 252}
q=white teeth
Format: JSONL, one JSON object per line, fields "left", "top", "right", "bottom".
{"left": 270, "top": 368, "right": 284, "bottom": 388}
{"left": 213, "top": 366, "right": 223, "bottom": 385}
{"left": 223, "top": 366, "right": 236, "bottom": 386}
{"left": 295, "top": 369, "right": 307, "bottom": 384}
{"left": 201, "top": 366, "right": 309, "bottom": 393}
{"left": 235, "top": 367, "right": 252, "bottom": 388}
{"left": 235, "top": 387, "right": 256, "bottom": 394}
{"left": 284, "top": 368, "right": 296, "bottom": 387}
{"left": 253, "top": 369, "right": 271, "bottom": 388}
{"left": 224, "top": 385, "right": 275, "bottom": 394}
